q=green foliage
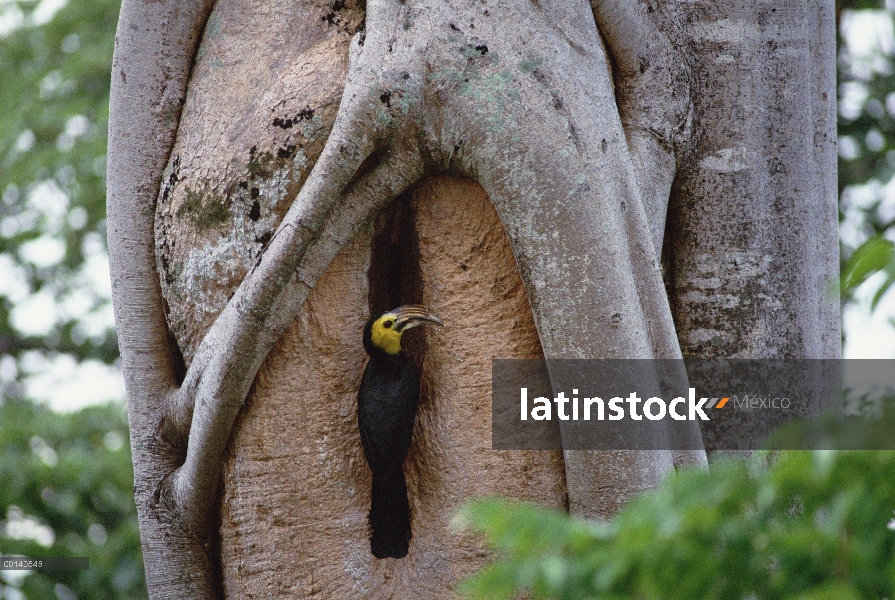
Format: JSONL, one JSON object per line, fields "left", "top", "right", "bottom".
{"left": 459, "top": 452, "right": 895, "bottom": 600}
{"left": 838, "top": 1, "right": 895, "bottom": 193}
{"left": 837, "top": 2, "right": 895, "bottom": 312}
{"left": 841, "top": 236, "right": 895, "bottom": 307}
{"left": 0, "top": 399, "right": 146, "bottom": 599}
{"left": 0, "top": 0, "right": 121, "bottom": 365}
{"left": 0, "top": 2, "right": 144, "bottom": 598}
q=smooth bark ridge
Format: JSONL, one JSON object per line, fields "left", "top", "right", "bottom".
{"left": 107, "top": 0, "right": 218, "bottom": 597}
{"left": 107, "top": 0, "right": 837, "bottom": 597}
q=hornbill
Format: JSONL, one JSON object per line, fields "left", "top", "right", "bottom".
{"left": 358, "top": 305, "right": 442, "bottom": 559}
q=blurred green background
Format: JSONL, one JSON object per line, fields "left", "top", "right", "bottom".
{"left": 460, "top": 451, "right": 895, "bottom": 600}
{"left": 0, "top": 0, "right": 894, "bottom": 598}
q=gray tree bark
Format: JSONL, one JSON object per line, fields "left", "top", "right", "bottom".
{"left": 106, "top": 0, "right": 838, "bottom": 598}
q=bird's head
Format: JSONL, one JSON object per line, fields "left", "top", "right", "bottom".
{"left": 363, "top": 305, "right": 443, "bottom": 356}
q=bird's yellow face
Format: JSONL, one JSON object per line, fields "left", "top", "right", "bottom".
{"left": 369, "top": 305, "right": 443, "bottom": 355}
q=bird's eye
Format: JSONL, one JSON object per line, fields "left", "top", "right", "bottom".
{"left": 382, "top": 320, "right": 394, "bottom": 329}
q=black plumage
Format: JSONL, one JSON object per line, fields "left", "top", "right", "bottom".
{"left": 357, "top": 306, "right": 441, "bottom": 558}
{"left": 358, "top": 305, "right": 446, "bottom": 559}
{"left": 358, "top": 345, "right": 419, "bottom": 558}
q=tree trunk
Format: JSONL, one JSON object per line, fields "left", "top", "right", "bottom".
{"left": 217, "top": 178, "right": 566, "bottom": 597}
{"left": 667, "top": 0, "right": 839, "bottom": 362}
{"left": 106, "top": 0, "right": 838, "bottom": 597}
{"left": 665, "top": 0, "right": 840, "bottom": 454}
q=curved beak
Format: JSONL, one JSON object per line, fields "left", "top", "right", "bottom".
{"left": 393, "top": 305, "right": 443, "bottom": 332}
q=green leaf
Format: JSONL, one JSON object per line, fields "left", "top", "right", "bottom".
{"left": 841, "top": 237, "right": 895, "bottom": 295}
{"left": 870, "top": 272, "right": 895, "bottom": 310}
{"left": 459, "top": 447, "right": 895, "bottom": 600}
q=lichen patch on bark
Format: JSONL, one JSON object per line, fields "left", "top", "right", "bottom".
{"left": 154, "top": 0, "right": 360, "bottom": 365}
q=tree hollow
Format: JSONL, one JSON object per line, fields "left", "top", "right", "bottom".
{"left": 219, "top": 176, "right": 567, "bottom": 598}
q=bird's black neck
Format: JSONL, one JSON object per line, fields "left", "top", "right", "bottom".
{"left": 366, "top": 346, "right": 405, "bottom": 362}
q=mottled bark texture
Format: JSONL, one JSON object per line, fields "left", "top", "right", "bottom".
{"left": 106, "top": 0, "right": 838, "bottom": 597}
{"left": 665, "top": 1, "right": 840, "bottom": 452}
